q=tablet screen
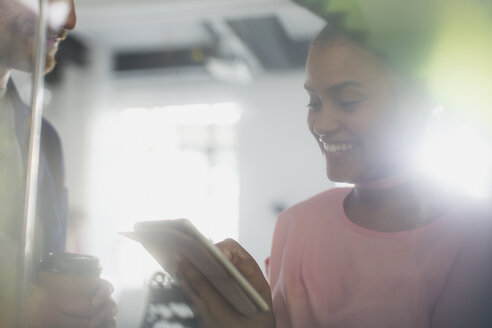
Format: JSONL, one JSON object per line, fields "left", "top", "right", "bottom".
{"left": 121, "top": 218, "right": 269, "bottom": 316}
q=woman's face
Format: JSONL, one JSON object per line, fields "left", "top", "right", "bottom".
{"left": 305, "top": 40, "right": 419, "bottom": 183}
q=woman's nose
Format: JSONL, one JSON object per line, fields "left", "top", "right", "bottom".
{"left": 312, "top": 106, "right": 340, "bottom": 138}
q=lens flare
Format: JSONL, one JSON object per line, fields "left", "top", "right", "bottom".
{"left": 417, "top": 109, "right": 492, "bottom": 198}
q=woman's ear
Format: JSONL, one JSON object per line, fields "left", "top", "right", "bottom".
{"left": 392, "top": 73, "right": 435, "bottom": 119}
{"left": 387, "top": 74, "right": 435, "bottom": 151}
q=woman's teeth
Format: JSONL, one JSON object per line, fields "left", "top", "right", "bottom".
{"left": 323, "top": 143, "right": 356, "bottom": 153}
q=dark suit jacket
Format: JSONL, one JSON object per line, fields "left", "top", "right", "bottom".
{"left": 8, "top": 80, "right": 68, "bottom": 255}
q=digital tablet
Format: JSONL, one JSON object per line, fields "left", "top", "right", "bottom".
{"left": 120, "top": 218, "right": 269, "bottom": 316}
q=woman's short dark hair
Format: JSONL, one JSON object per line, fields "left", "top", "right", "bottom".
{"left": 311, "top": 24, "right": 390, "bottom": 69}
{"left": 311, "top": 24, "right": 368, "bottom": 50}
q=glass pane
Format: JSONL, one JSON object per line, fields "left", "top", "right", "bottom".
{"left": 6, "top": 1, "right": 490, "bottom": 327}
{"left": 1, "top": 0, "right": 73, "bottom": 325}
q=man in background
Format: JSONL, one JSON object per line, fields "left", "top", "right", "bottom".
{"left": 0, "top": 0, "right": 116, "bottom": 327}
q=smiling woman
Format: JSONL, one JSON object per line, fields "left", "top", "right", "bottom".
{"left": 267, "top": 25, "right": 492, "bottom": 328}
{"left": 176, "top": 20, "right": 492, "bottom": 328}
{"left": 304, "top": 26, "right": 428, "bottom": 185}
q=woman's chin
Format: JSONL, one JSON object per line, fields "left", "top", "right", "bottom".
{"left": 326, "top": 168, "right": 356, "bottom": 185}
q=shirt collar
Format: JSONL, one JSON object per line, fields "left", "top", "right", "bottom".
{"left": 0, "top": 86, "right": 7, "bottom": 99}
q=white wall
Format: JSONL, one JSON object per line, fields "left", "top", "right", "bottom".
{"left": 236, "top": 73, "right": 332, "bottom": 265}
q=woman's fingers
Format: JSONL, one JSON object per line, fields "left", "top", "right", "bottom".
{"left": 216, "top": 239, "right": 261, "bottom": 274}
{"left": 216, "top": 238, "right": 250, "bottom": 260}
{"left": 175, "top": 245, "right": 276, "bottom": 328}
{"left": 176, "top": 255, "right": 234, "bottom": 319}
{"left": 215, "top": 239, "right": 272, "bottom": 305}
{"left": 177, "top": 256, "right": 222, "bottom": 304}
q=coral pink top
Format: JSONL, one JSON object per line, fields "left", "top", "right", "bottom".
{"left": 268, "top": 188, "right": 486, "bottom": 328}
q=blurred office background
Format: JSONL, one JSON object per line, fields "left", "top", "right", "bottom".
{"left": 11, "top": 0, "right": 491, "bottom": 326}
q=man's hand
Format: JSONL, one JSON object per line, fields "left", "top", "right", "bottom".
{"left": 27, "top": 279, "right": 117, "bottom": 328}
{"left": 176, "top": 238, "right": 275, "bottom": 328}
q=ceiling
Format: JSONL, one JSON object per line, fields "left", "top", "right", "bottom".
{"left": 73, "top": 0, "right": 325, "bottom": 52}
{"left": 46, "top": 0, "right": 325, "bottom": 82}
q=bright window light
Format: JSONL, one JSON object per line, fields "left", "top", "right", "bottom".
{"left": 123, "top": 102, "right": 241, "bottom": 126}
{"left": 87, "top": 102, "right": 241, "bottom": 289}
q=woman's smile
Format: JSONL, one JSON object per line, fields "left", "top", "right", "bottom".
{"left": 322, "top": 142, "right": 360, "bottom": 160}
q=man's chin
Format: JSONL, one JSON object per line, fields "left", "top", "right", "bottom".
{"left": 4, "top": 49, "right": 56, "bottom": 74}
{"left": 44, "top": 55, "right": 56, "bottom": 74}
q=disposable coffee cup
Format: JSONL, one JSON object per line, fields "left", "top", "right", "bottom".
{"left": 37, "top": 252, "right": 101, "bottom": 299}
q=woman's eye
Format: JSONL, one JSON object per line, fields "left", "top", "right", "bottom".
{"left": 339, "top": 100, "right": 361, "bottom": 111}
{"left": 307, "top": 102, "right": 322, "bottom": 111}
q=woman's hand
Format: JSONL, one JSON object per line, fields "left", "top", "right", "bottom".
{"left": 27, "top": 279, "right": 117, "bottom": 328}
{"left": 176, "top": 238, "right": 275, "bottom": 328}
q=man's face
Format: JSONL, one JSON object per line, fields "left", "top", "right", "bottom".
{"left": 0, "top": 0, "right": 76, "bottom": 73}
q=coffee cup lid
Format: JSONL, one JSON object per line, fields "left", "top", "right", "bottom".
{"left": 39, "top": 252, "right": 101, "bottom": 275}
